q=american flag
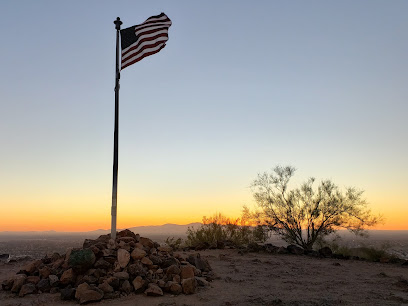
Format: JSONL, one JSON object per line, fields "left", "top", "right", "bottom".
{"left": 120, "top": 13, "right": 172, "bottom": 70}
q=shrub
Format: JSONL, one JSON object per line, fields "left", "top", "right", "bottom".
{"left": 164, "top": 237, "right": 184, "bottom": 250}
{"left": 186, "top": 213, "right": 268, "bottom": 248}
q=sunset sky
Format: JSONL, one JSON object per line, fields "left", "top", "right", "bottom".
{"left": 1, "top": 1, "right": 407, "bottom": 231}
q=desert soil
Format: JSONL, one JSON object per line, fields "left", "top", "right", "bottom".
{"left": 1, "top": 249, "right": 408, "bottom": 306}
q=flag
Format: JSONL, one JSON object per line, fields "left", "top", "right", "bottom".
{"left": 120, "top": 13, "right": 172, "bottom": 70}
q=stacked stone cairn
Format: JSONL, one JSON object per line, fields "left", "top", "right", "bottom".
{"left": 1, "top": 229, "right": 212, "bottom": 304}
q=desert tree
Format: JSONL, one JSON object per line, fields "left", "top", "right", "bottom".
{"left": 247, "top": 166, "right": 379, "bottom": 250}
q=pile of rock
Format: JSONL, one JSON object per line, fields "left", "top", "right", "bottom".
{"left": 1, "top": 229, "right": 212, "bottom": 304}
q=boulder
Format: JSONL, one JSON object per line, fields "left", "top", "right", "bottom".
{"left": 19, "top": 283, "right": 36, "bottom": 297}
{"left": 140, "top": 237, "right": 154, "bottom": 249}
{"left": 132, "top": 276, "right": 146, "bottom": 293}
{"left": 187, "top": 253, "right": 212, "bottom": 272}
{"left": 2, "top": 278, "right": 14, "bottom": 291}
{"left": 166, "top": 264, "right": 181, "bottom": 276}
{"left": 26, "top": 276, "right": 40, "bottom": 285}
{"left": 158, "top": 245, "right": 173, "bottom": 253}
{"left": 180, "top": 266, "right": 195, "bottom": 279}
{"left": 11, "top": 275, "right": 26, "bottom": 293}
{"left": 94, "top": 258, "right": 111, "bottom": 269}
{"left": 60, "top": 268, "right": 75, "bottom": 285}
{"left": 98, "top": 281, "right": 114, "bottom": 293}
{"left": 181, "top": 277, "right": 197, "bottom": 294}
{"left": 141, "top": 257, "right": 153, "bottom": 266}
{"left": 113, "top": 271, "right": 129, "bottom": 280}
{"left": 144, "top": 283, "right": 163, "bottom": 296}
{"left": 68, "top": 249, "right": 96, "bottom": 273}
{"left": 319, "top": 247, "right": 333, "bottom": 257}
{"left": 121, "top": 280, "right": 133, "bottom": 294}
{"left": 75, "top": 282, "right": 103, "bottom": 304}
{"left": 131, "top": 248, "right": 146, "bottom": 260}
{"left": 49, "top": 275, "right": 59, "bottom": 287}
{"left": 60, "top": 286, "right": 76, "bottom": 300}
{"left": 20, "top": 260, "right": 41, "bottom": 275}
{"left": 170, "top": 282, "right": 183, "bottom": 294}
{"left": 36, "top": 278, "right": 50, "bottom": 293}
{"left": 117, "top": 249, "right": 130, "bottom": 268}
{"left": 287, "top": 245, "right": 304, "bottom": 255}
{"left": 39, "top": 266, "right": 51, "bottom": 279}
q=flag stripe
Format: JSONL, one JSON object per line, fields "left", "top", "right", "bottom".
{"left": 122, "top": 40, "right": 167, "bottom": 67}
{"left": 121, "top": 44, "right": 166, "bottom": 70}
{"left": 120, "top": 13, "right": 171, "bottom": 70}
{"left": 122, "top": 31, "right": 168, "bottom": 59}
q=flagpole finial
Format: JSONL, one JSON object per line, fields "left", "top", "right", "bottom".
{"left": 114, "top": 17, "right": 122, "bottom": 30}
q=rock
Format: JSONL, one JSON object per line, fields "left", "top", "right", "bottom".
{"left": 94, "top": 258, "right": 110, "bottom": 270}
{"left": 26, "top": 275, "right": 40, "bottom": 284}
{"left": 117, "top": 229, "right": 138, "bottom": 240}
{"left": 82, "top": 275, "right": 98, "bottom": 284}
{"left": 141, "top": 257, "right": 153, "bottom": 266}
{"left": 319, "top": 247, "right": 333, "bottom": 257}
{"left": 49, "top": 275, "right": 59, "bottom": 287}
{"left": 102, "top": 249, "right": 116, "bottom": 257}
{"left": 11, "top": 274, "right": 26, "bottom": 293}
{"left": 287, "top": 245, "right": 304, "bottom": 255}
{"left": 98, "top": 281, "right": 114, "bottom": 293}
{"left": 103, "top": 291, "right": 121, "bottom": 299}
{"left": 187, "top": 253, "right": 212, "bottom": 272}
{"left": 117, "top": 248, "right": 131, "bottom": 268}
{"left": 196, "top": 276, "right": 210, "bottom": 287}
{"left": 181, "top": 266, "right": 195, "bottom": 279}
{"left": 144, "top": 283, "right": 163, "bottom": 296}
{"left": 2, "top": 278, "right": 14, "bottom": 291}
{"left": 21, "top": 260, "right": 41, "bottom": 275}
{"left": 75, "top": 282, "right": 103, "bottom": 304}
{"left": 83, "top": 239, "right": 98, "bottom": 249}
{"left": 0, "top": 253, "right": 9, "bottom": 263}
{"left": 276, "top": 246, "right": 289, "bottom": 254}
{"left": 52, "top": 258, "right": 65, "bottom": 270}
{"left": 128, "top": 263, "right": 147, "bottom": 277}
{"left": 158, "top": 246, "right": 173, "bottom": 253}
{"left": 121, "top": 280, "right": 133, "bottom": 294}
{"left": 181, "top": 277, "right": 197, "bottom": 294}
{"left": 149, "top": 254, "right": 163, "bottom": 265}
{"left": 39, "top": 266, "right": 51, "bottom": 279}
{"left": 131, "top": 248, "right": 147, "bottom": 260}
{"left": 106, "top": 277, "right": 120, "bottom": 290}
{"left": 140, "top": 237, "right": 154, "bottom": 249}
{"left": 132, "top": 276, "right": 146, "bottom": 293}
{"left": 60, "top": 268, "right": 75, "bottom": 285}
{"left": 36, "top": 278, "right": 50, "bottom": 292}
{"left": 166, "top": 264, "right": 181, "bottom": 276}
{"left": 50, "top": 287, "right": 60, "bottom": 294}
{"left": 162, "top": 257, "right": 179, "bottom": 268}
{"left": 60, "top": 286, "right": 76, "bottom": 300}
{"left": 113, "top": 271, "right": 129, "bottom": 280}
{"left": 170, "top": 282, "right": 182, "bottom": 295}
{"left": 173, "top": 275, "right": 181, "bottom": 283}
{"left": 19, "top": 283, "right": 36, "bottom": 296}
{"left": 68, "top": 249, "right": 96, "bottom": 273}
{"left": 264, "top": 243, "right": 279, "bottom": 253}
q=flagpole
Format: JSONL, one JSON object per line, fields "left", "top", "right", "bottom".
{"left": 111, "top": 17, "right": 122, "bottom": 240}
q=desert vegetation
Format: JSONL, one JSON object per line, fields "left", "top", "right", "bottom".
{"left": 245, "top": 165, "right": 380, "bottom": 250}
{"left": 184, "top": 213, "right": 267, "bottom": 249}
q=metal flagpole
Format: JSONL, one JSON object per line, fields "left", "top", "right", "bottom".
{"left": 111, "top": 17, "right": 122, "bottom": 240}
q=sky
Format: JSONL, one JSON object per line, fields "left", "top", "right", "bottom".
{"left": 0, "top": 1, "right": 407, "bottom": 231}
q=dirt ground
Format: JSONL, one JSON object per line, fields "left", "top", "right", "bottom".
{"left": 1, "top": 249, "right": 408, "bottom": 306}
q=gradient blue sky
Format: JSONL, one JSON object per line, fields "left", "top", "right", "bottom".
{"left": 1, "top": 1, "right": 407, "bottom": 230}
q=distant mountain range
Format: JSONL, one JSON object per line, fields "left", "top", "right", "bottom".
{"left": 0, "top": 223, "right": 202, "bottom": 237}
